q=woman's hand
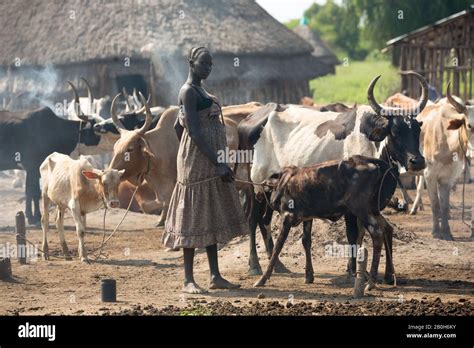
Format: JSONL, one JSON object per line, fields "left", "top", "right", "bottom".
{"left": 217, "top": 163, "right": 234, "bottom": 182}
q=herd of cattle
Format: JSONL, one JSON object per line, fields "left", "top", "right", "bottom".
{"left": 0, "top": 72, "right": 473, "bottom": 289}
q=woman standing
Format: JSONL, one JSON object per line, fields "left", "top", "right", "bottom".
{"left": 163, "top": 47, "right": 249, "bottom": 294}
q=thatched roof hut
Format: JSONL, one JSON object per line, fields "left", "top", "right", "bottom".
{"left": 293, "top": 20, "right": 339, "bottom": 74}
{"left": 0, "top": 0, "right": 336, "bottom": 109}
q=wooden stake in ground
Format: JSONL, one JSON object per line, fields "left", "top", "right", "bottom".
{"left": 0, "top": 258, "right": 12, "bottom": 280}
{"left": 471, "top": 205, "right": 474, "bottom": 240}
{"left": 15, "top": 211, "right": 26, "bottom": 264}
{"left": 353, "top": 246, "right": 368, "bottom": 298}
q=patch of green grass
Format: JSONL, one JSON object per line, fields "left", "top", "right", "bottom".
{"left": 310, "top": 60, "right": 400, "bottom": 105}
{"left": 179, "top": 306, "right": 212, "bottom": 316}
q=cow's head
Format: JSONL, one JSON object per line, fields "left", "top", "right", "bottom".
{"left": 82, "top": 168, "right": 125, "bottom": 208}
{"left": 362, "top": 72, "right": 427, "bottom": 173}
{"left": 107, "top": 92, "right": 154, "bottom": 185}
{"left": 93, "top": 112, "right": 150, "bottom": 135}
{"left": 443, "top": 83, "right": 473, "bottom": 137}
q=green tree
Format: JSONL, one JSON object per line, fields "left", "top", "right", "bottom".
{"left": 352, "top": 0, "right": 473, "bottom": 49}
{"left": 304, "top": 0, "right": 364, "bottom": 59}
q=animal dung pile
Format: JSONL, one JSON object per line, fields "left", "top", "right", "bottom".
{"left": 102, "top": 298, "right": 472, "bottom": 316}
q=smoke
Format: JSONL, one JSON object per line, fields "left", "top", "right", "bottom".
{"left": 1, "top": 64, "right": 61, "bottom": 112}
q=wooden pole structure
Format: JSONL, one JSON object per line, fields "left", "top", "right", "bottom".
{"left": 0, "top": 258, "right": 12, "bottom": 280}
{"left": 353, "top": 246, "right": 369, "bottom": 298}
{"left": 15, "top": 211, "right": 26, "bottom": 264}
{"left": 471, "top": 205, "right": 474, "bottom": 240}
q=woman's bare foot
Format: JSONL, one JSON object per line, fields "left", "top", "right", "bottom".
{"left": 182, "top": 281, "right": 207, "bottom": 294}
{"left": 209, "top": 276, "right": 241, "bottom": 290}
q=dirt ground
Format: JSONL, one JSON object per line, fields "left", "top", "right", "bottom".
{"left": 0, "top": 171, "right": 472, "bottom": 316}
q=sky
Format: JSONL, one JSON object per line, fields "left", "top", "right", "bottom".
{"left": 256, "top": 0, "right": 325, "bottom": 23}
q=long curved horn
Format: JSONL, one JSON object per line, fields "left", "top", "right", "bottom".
{"left": 67, "top": 81, "right": 83, "bottom": 116}
{"left": 81, "top": 77, "right": 93, "bottom": 113}
{"left": 446, "top": 81, "right": 467, "bottom": 114}
{"left": 110, "top": 93, "right": 127, "bottom": 134}
{"left": 367, "top": 75, "right": 384, "bottom": 115}
{"left": 132, "top": 88, "right": 140, "bottom": 108}
{"left": 122, "top": 87, "right": 132, "bottom": 111}
{"left": 368, "top": 72, "right": 428, "bottom": 117}
{"left": 401, "top": 71, "right": 428, "bottom": 116}
{"left": 137, "top": 92, "right": 152, "bottom": 134}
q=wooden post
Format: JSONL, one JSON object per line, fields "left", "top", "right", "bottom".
{"left": 471, "top": 205, "right": 474, "bottom": 240}
{"left": 353, "top": 246, "right": 368, "bottom": 298}
{"left": 15, "top": 211, "right": 26, "bottom": 264}
{"left": 0, "top": 258, "right": 12, "bottom": 280}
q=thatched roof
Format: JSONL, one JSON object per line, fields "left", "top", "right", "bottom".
{"left": 0, "top": 0, "right": 318, "bottom": 66}
{"left": 293, "top": 24, "right": 339, "bottom": 67}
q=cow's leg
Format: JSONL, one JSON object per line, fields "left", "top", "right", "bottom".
{"left": 254, "top": 215, "right": 292, "bottom": 287}
{"left": 40, "top": 193, "right": 50, "bottom": 260}
{"left": 31, "top": 168, "right": 41, "bottom": 225}
{"left": 345, "top": 213, "right": 358, "bottom": 276}
{"left": 56, "top": 207, "right": 71, "bottom": 260}
{"left": 397, "top": 179, "right": 413, "bottom": 211}
{"left": 248, "top": 197, "right": 262, "bottom": 275}
{"left": 377, "top": 215, "right": 394, "bottom": 284}
{"left": 25, "top": 170, "right": 33, "bottom": 224}
{"left": 439, "top": 182, "right": 453, "bottom": 241}
{"left": 302, "top": 220, "right": 314, "bottom": 284}
{"left": 360, "top": 215, "right": 384, "bottom": 288}
{"left": 425, "top": 172, "right": 442, "bottom": 239}
{"left": 259, "top": 210, "right": 291, "bottom": 274}
{"left": 70, "top": 203, "right": 89, "bottom": 263}
{"left": 399, "top": 180, "right": 413, "bottom": 205}
{"left": 409, "top": 175, "right": 425, "bottom": 215}
{"left": 156, "top": 203, "right": 168, "bottom": 227}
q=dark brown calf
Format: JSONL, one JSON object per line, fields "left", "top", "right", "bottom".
{"left": 254, "top": 155, "right": 398, "bottom": 288}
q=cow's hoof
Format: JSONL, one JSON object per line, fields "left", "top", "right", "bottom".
{"left": 80, "top": 258, "right": 91, "bottom": 264}
{"left": 254, "top": 278, "right": 266, "bottom": 287}
{"left": 383, "top": 275, "right": 395, "bottom": 285}
{"left": 165, "top": 247, "right": 179, "bottom": 252}
{"left": 440, "top": 233, "right": 454, "bottom": 241}
{"left": 65, "top": 256, "right": 73, "bottom": 261}
{"left": 274, "top": 261, "right": 291, "bottom": 274}
{"left": 365, "top": 280, "right": 376, "bottom": 291}
{"left": 432, "top": 229, "right": 442, "bottom": 240}
{"left": 155, "top": 220, "right": 165, "bottom": 227}
{"left": 248, "top": 266, "right": 263, "bottom": 276}
{"left": 409, "top": 209, "right": 417, "bottom": 215}
{"left": 304, "top": 274, "right": 314, "bottom": 284}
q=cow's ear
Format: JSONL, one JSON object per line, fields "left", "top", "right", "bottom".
{"left": 360, "top": 113, "right": 390, "bottom": 142}
{"left": 447, "top": 118, "right": 464, "bottom": 130}
{"left": 369, "top": 126, "right": 390, "bottom": 142}
{"left": 141, "top": 143, "right": 155, "bottom": 158}
{"left": 82, "top": 170, "right": 102, "bottom": 180}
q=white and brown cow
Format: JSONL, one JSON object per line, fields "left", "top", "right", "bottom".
{"left": 243, "top": 72, "right": 428, "bottom": 278}
{"left": 40, "top": 152, "right": 124, "bottom": 262}
{"left": 409, "top": 84, "right": 473, "bottom": 240}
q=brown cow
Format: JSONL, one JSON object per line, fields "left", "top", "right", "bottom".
{"left": 254, "top": 155, "right": 398, "bottom": 288}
